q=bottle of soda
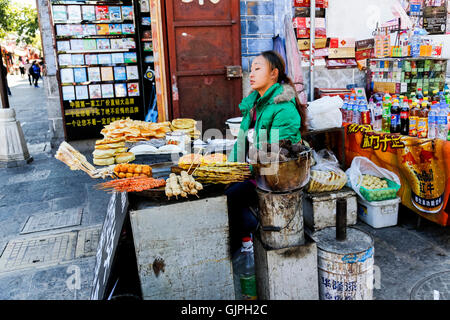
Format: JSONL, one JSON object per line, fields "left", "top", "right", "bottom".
{"left": 445, "top": 87, "right": 450, "bottom": 104}
{"left": 390, "top": 99, "right": 401, "bottom": 133}
{"left": 427, "top": 103, "right": 437, "bottom": 139}
{"left": 417, "top": 102, "right": 429, "bottom": 138}
{"left": 424, "top": 90, "right": 429, "bottom": 102}
{"left": 373, "top": 97, "right": 383, "bottom": 132}
{"left": 410, "top": 92, "right": 417, "bottom": 104}
{"left": 417, "top": 88, "right": 424, "bottom": 103}
{"left": 423, "top": 97, "right": 430, "bottom": 110}
{"left": 409, "top": 101, "right": 420, "bottom": 137}
{"left": 400, "top": 99, "right": 410, "bottom": 135}
{"left": 232, "top": 237, "right": 257, "bottom": 300}
{"left": 432, "top": 89, "right": 440, "bottom": 103}
{"left": 382, "top": 92, "right": 392, "bottom": 132}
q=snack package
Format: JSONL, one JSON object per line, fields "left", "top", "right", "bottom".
{"left": 307, "top": 149, "right": 347, "bottom": 193}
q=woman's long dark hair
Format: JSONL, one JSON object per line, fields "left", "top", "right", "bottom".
{"left": 260, "top": 50, "right": 308, "bottom": 135}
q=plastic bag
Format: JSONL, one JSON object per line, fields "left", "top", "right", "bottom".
{"left": 345, "top": 156, "right": 401, "bottom": 199}
{"left": 307, "top": 149, "right": 347, "bottom": 193}
{"left": 307, "top": 96, "right": 343, "bottom": 130}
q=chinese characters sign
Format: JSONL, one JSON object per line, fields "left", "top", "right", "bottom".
{"left": 63, "top": 97, "right": 143, "bottom": 140}
{"left": 345, "top": 124, "right": 449, "bottom": 226}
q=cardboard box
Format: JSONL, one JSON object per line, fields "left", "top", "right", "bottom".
{"left": 328, "top": 47, "right": 356, "bottom": 59}
{"left": 294, "top": 0, "right": 328, "bottom": 8}
{"left": 329, "top": 37, "right": 355, "bottom": 48}
{"left": 326, "top": 58, "right": 357, "bottom": 69}
{"left": 294, "top": 17, "right": 326, "bottom": 38}
{"left": 294, "top": 7, "right": 326, "bottom": 18}
{"left": 373, "top": 82, "right": 397, "bottom": 94}
{"left": 355, "top": 49, "right": 374, "bottom": 61}
{"left": 298, "top": 38, "right": 327, "bottom": 51}
{"left": 356, "top": 39, "right": 375, "bottom": 51}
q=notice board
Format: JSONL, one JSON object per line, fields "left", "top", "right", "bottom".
{"left": 50, "top": 0, "right": 145, "bottom": 140}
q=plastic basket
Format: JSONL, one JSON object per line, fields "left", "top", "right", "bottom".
{"left": 359, "top": 179, "right": 400, "bottom": 202}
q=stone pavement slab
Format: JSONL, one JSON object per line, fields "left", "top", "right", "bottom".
{"left": 0, "top": 75, "right": 111, "bottom": 299}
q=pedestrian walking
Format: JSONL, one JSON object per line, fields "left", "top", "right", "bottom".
{"left": 31, "top": 61, "right": 41, "bottom": 88}
{"left": 19, "top": 60, "right": 25, "bottom": 78}
{"left": 24, "top": 59, "right": 33, "bottom": 85}
{"left": 2, "top": 63, "right": 12, "bottom": 96}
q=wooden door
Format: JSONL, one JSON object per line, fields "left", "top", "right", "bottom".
{"left": 165, "top": 0, "right": 242, "bottom": 132}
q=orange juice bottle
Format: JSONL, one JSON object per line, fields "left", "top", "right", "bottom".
{"left": 417, "top": 102, "right": 429, "bottom": 138}
{"left": 409, "top": 101, "right": 419, "bottom": 137}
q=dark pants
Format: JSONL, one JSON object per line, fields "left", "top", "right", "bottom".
{"left": 33, "top": 75, "right": 39, "bottom": 87}
{"left": 225, "top": 181, "right": 259, "bottom": 255}
{"left": 28, "top": 74, "right": 32, "bottom": 85}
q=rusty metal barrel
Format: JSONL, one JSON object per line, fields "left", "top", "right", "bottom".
{"left": 256, "top": 188, "right": 305, "bottom": 250}
{"left": 312, "top": 199, "right": 374, "bottom": 300}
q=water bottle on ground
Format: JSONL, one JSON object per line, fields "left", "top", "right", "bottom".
{"left": 232, "top": 237, "right": 257, "bottom": 300}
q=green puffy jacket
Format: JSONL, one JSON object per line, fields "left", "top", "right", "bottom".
{"left": 228, "top": 83, "right": 302, "bottom": 162}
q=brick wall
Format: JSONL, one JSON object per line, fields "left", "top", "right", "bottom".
{"left": 240, "top": 0, "right": 275, "bottom": 72}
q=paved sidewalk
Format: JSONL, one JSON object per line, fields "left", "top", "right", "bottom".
{"left": 0, "top": 75, "right": 110, "bottom": 299}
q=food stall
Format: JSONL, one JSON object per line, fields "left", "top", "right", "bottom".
{"left": 51, "top": 0, "right": 450, "bottom": 301}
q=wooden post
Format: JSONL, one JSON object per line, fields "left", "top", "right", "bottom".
{"left": 336, "top": 198, "right": 347, "bottom": 241}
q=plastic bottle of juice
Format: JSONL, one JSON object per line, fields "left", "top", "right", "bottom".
{"left": 382, "top": 92, "right": 392, "bottom": 132}
{"left": 409, "top": 101, "right": 419, "bottom": 137}
{"left": 400, "top": 99, "right": 410, "bottom": 135}
{"left": 417, "top": 102, "right": 429, "bottom": 138}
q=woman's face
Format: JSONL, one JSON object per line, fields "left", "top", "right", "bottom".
{"left": 249, "top": 55, "right": 278, "bottom": 94}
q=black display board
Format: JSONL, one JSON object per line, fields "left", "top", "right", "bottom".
{"left": 50, "top": 0, "right": 145, "bottom": 141}
{"left": 90, "top": 191, "right": 128, "bottom": 300}
{"left": 136, "top": 0, "right": 157, "bottom": 122}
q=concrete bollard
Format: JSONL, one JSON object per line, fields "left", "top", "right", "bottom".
{"left": 0, "top": 108, "right": 31, "bottom": 168}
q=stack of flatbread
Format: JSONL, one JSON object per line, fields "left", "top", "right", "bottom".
{"left": 171, "top": 119, "right": 201, "bottom": 139}
{"left": 93, "top": 137, "right": 128, "bottom": 166}
{"left": 100, "top": 118, "right": 172, "bottom": 142}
